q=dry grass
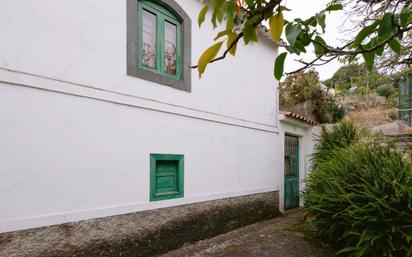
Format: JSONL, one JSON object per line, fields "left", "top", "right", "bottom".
{"left": 347, "top": 106, "right": 393, "bottom": 128}
{"left": 338, "top": 94, "right": 394, "bottom": 128}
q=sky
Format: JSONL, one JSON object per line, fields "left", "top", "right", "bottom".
{"left": 281, "top": 0, "right": 348, "bottom": 80}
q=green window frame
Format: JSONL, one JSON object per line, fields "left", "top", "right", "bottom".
{"left": 137, "top": 0, "right": 182, "bottom": 80}
{"left": 150, "top": 153, "right": 184, "bottom": 201}
{"left": 127, "top": 0, "right": 192, "bottom": 92}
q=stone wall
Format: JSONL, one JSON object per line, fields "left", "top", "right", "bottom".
{"left": 0, "top": 191, "right": 280, "bottom": 257}
{"left": 280, "top": 101, "right": 316, "bottom": 121}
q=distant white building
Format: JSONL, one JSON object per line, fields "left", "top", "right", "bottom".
{"left": 0, "top": 0, "right": 318, "bottom": 238}
{"left": 320, "top": 83, "right": 336, "bottom": 96}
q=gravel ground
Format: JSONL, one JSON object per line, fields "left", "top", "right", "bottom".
{"left": 161, "top": 209, "right": 335, "bottom": 257}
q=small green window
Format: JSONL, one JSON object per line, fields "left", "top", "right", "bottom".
{"left": 150, "top": 154, "right": 184, "bottom": 201}
{"left": 137, "top": 0, "right": 182, "bottom": 80}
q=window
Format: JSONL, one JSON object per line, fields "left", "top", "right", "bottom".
{"left": 127, "top": 0, "right": 191, "bottom": 92}
{"left": 150, "top": 154, "right": 184, "bottom": 201}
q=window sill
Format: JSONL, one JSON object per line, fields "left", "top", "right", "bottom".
{"left": 127, "top": 65, "right": 191, "bottom": 92}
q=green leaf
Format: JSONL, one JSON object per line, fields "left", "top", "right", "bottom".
{"left": 325, "top": 3, "right": 343, "bottom": 12}
{"left": 245, "top": 0, "right": 254, "bottom": 7}
{"left": 210, "top": 0, "right": 225, "bottom": 28}
{"left": 211, "top": 9, "right": 223, "bottom": 28}
{"left": 336, "top": 246, "right": 361, "bottom": 255}
{"left": 226, "top": 16, "right": 235, "bottom": 31}
{"left": 388, "top": 38, "right": 401, "bottom": 55}
{"left": 269, "top": 12, "right": 284, "bottom": 41}
{"left": 400, "top": 9, "right": 411, "bottom": 28}
{"left": 216, "top": 10, "right": 223, "bottom": 23}
{"left": 353, "top": 21, "right": 379, "bottom": 46}
{"left": 378, "top": 13, "right": 394, "bottom": 40}
{"left": 263, "top": 9, "right": 274, "bottom": 20}
{"left": 285, "top": 45, "right": 297, "bottom": 54}
{"left": 362, "top": 51, "right": 375, "bottom": 70}
{"left": 277, "top": 6, "right": 291, "bottom": 12}
{"left": 198, "top": 6, "right": 209, "bottom": 28}
{"left": 313, "top": 36, "right": 327, "bottom": 57}
{"left": 316, "top": 12, "right": 326, "bottom": 33}
{"left": 304, "top": 16, "right": 318, "bottom": 27}
{"left": 197, "top": 41, "right": 224, "bottom": 78}
{"left": 214, "top": 30, "right": 231, "bottom": 41}
{"left": 347, "top": 54, "right": 358, "bottom": 63}
{"left": 301, "top": 32, "right": 312, "bottom": 46}
{"left": 211, "top": 0, "right": 225, "bottom": 9}
{"left": 375, "top": 45, "right": 384, "bottom": 56}
{"left": 285, "top": 24, "right": 302, "bottom": 48}
{"left": 274, "top": 52, "right": 287, "bottom": 80}
{"left": 222, "top": 1, "right": 235, "bottom": 17}
{"left": 243, "top": 15, "right": 259, "bottom": 44}
{"left": 293, "top": 40, "right": 306, "bottom": 54}
{"left": 227, "top": 32, "right": 238, "bottom": 56}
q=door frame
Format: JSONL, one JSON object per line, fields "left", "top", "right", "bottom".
{"left": 284, "top": 133, "right": 300, "bottom": 209}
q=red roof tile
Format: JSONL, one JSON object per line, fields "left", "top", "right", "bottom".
{"left": 280, "top": 111, "right": 319, "bottom": 126}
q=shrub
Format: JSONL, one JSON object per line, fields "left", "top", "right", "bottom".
{"left": 388, "top": 111, "right": 397, "bottom": 121}
{"left": 357, "top": 85, "right": 368, "bottom": 95}
{"left": 376, "top": 84, "right": 395, "bottom": 99}
{"left": 328, "top": 101, "right": 346, "bottom": 123}
{"left": 305, "top": 141, "right": 412, "bottom": 257}
{"left": 387, "top": 95, "right": 398, "bottom": 108}
{"left": 312, "top": 93, "right": 333, "bottom": 124}
{"left": 312, "top": 120, "right": 363, "bottom": 167}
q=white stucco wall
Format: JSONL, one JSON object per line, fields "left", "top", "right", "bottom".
{"left": 0, "top": 0, "right": 281, "bottom": 232}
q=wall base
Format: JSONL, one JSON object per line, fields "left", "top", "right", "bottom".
{"left": 0, "top": 191, "right": 279, "bottom": 257}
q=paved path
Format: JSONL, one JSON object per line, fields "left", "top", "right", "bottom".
{"left": 161, "top": 209, "right": 335, "bottom": 257}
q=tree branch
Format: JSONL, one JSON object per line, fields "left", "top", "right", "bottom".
{"left": 190, "top": 31, "right": 244, "bottom": 69}
{"left": 314, "top": 26, "right": 410, "bottom": 56}
{"left": 285, "top": 24, "right": 412, "bottom": 76}
{"left": 285, "top": 55, "right": 338, "bottom": 75}
{"left": 190, "top": 0, "right": 281, "bottom": 69}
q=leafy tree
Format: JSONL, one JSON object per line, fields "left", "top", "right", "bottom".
{"left": 323, "top": 78, "right": 333, "bottom": 89}
{"left": 328, "top": 63, "right": 390, "bottom": 90}
{"left": 280, "top": 70, "right": 345, "bottom": 123}
{"left": 280, "top": 70, "right": 321, "bottom": 106}
{"left": 344, "top": 1, "right": 412, "bottom": 74}
{"left": 194, "top": 0, "right": 412, "bottom": 80}
{"left": 391, "top": 66, "right": 412, "bottom": 81}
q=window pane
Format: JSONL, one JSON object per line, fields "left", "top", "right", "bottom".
{"left": 285, "top": 136, "right": 298, "bottom": 176}
{"left": 142, "top": 9, "right": 157, "bottom": 69}
{"left": 164, "top": 21, "right": 177, "bottom": 75}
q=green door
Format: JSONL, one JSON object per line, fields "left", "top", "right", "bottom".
{"left": 284, "top": 135, "right": 300, "bottom": 209}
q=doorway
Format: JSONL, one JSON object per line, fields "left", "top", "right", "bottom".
{"left": 284, "top": 135, "right": 300, "bottom": 209}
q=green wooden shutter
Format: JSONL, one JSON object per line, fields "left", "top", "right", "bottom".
{"left": 156, "top": 160, "right": 178, "bottom": 193}
{"left": 150, "top": 154, "right": 184, "bottom": 201}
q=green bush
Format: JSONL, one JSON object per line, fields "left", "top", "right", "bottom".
{"left": 356, "top": 85, "right": 368, "bottom": 95}
{"left": 387, "top": 92, "right": 399, "bottom": 108}
{"left": 388, "top": 111, "right": 397, "bottom": 121}
{"left": 312, "top": 120, "right": 363, "bottom": 167}
{"left": 305, "top": 141, "right": 412, "bottom": 257}
{"left": 376, "top": 84, "right": 395, "bottom": 99}
{"left": 328, "top": 101, "right": 346, "bottom": 123}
